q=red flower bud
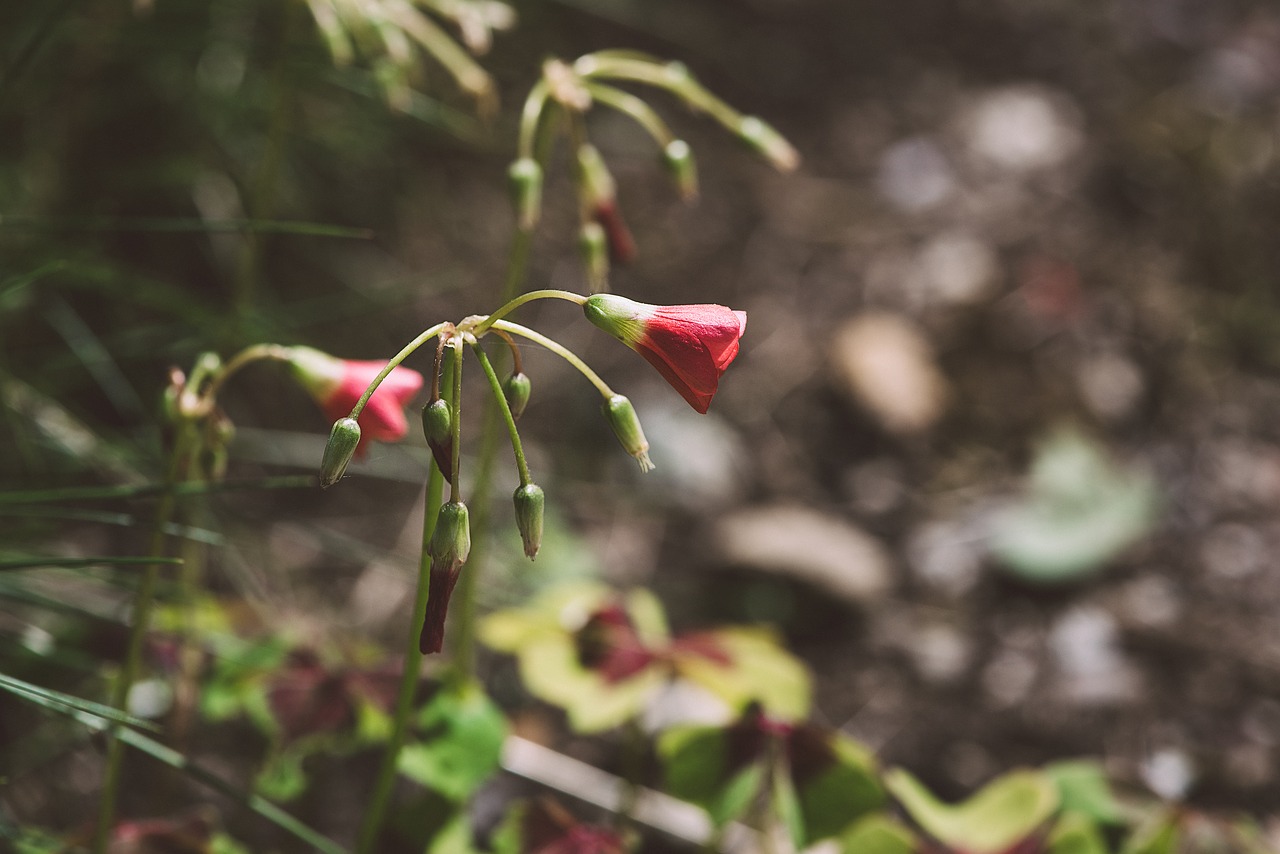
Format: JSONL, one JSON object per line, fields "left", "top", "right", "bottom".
{"left": 420, "top": 501, "right": 471, "bottom": 654}
{"left": 289, "top": 347, "right": 424, "bottom": 456}
{"left": 583, "top": 295, "right": 747, "bottom": 413}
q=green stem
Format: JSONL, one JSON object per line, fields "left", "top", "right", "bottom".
{"left": 574, "top": 55, "right": 744, "bottom": 130}
{"left": 350, "top": 322, "right": 449, "bottom": 418}
{"left": 92, "top": 424, "right": 194, "bottom": 852}
{"left": 354, "top": 463, "right": 446, "bottom": 854}
{"left": 469, "top": 342, "right": 530, "bottom": 485}
{"left": 470, "top": 289, "right": 586, "bottom": 336}
{"left": 517, "top": 79, "right": 551, "bottom": 161}
{"left": 201, "top": 343, "right": 292, "bottom": 404}
{"left": 583, "top": 81, "right": 676, "bottom": 148}
{"left": 488, "top": 320, "right": 615, "bottom": 399}
{"left": 448, "top": 339, "right": 464, "bottom": 503}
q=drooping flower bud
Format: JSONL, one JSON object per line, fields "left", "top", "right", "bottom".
{"left": 737, "top": 115, "right": 800, "bottom": 172}
{"left": 507, "top": 157, "right": 543, "bottom": 231}
{"left": 420, "top": 501, "right": 472, "bottom": 654}
{"left": 602, "top": 394, "right": 654, "bottom": 472}
{"left": 421, "top": 398, "right": 454, "bottom": 482}
{"left": 512, "top": 483, "right": 545, "bottom": 560}
{"left": 578, "top": 221, "right": 609, "bottom": 293}
{"left": 503, "top": 372, "right": 532, "bottom": 420}
{"left": 288, "top": 346, "right": 423, "bottom": 456}
{"left": 320, "top": 417, "right": 361, "bottom": 487}
{"left": 662, "top": 139, "right": 699, "bottom": 201}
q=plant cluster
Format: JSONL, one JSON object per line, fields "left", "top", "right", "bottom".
{"left": 0, "top": 3, "right": 1273, "bottom": 854}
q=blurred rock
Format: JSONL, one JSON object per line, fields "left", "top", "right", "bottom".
{"left": 1200, "top": 522, "right": 1266, "bottom": 579}
{"left": 1077, "top": 352, "right": 1145, "bottom": 422}
{"left": 906, "top": 519, "right": 984, "bottom": 598}
{"left": 829, "top": 312, "right": 949, "bottom": 434}
{"left": 983, "top": 648, "right": 1038, "bottom": 707}
{"left": 641, "top": 404, "right": 748, "bottom": 512}
{"left": 1140, "top": 747, "right": 1195, "bottom": 800}
{"left": 713, "top": 504, "right": 892, "bottom": 604}
{"left": 1049, "top": 605, "right": 1142, "bottom": 706}
{"left": 918, "top": 232, "right": 1000, "bottom": 306}
{"left": 1116, "top": 574, "right": 1181, "bottom": 628}
{"left": 877, "top": 136, "right": 955, "bottom": 212}
{"left": 843, "top": 457, "right": 908, "bottom": 516}
{"left": 962, "top": 86, "right": 1083, "bottom": 172}
{"left": 907, "top": 621, "right": 974, "bottom": 686}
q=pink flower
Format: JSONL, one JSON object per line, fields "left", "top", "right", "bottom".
{"left": 289, "top": 347, "right": 424, "bottom": 454}
{"left": 583, "top": 295, "right": 747, "bottom": 413}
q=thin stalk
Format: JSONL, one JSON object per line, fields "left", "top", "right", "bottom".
{"left": 583, "top": 81, "right": 676, "bottom": 148}
{"left": 354, "top": 463, "right": 446, "bottom": 854}
{"left": 469, "top": 343, "right": 530, "bottom": 485}
{"left": 201, "top": 343, "right": 292, "bottom": 404}
{"left": 517, "top": 79, "right": 551, "bottom": 161}
{"left": 448, "top": 339, "right": 464, "bottom": 502}
{"left": 573, "top": 55, "right": 744, "bottom": 130}
{"left": 350, "top": 322, "right": 449, "bottom": 418}
{"left": 488, "top": 320, "right": 615, "bottom": 399}
{"left": 616, "top": 719, "right": 646, "bottom": 835}
{"left": 92, "top": 425, "right": 194, "bottom": 852}
{"left": 470, "top": 289, "right": 586, "bottom": 336}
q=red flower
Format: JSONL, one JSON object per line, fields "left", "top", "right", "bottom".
{"left": 289, "top": 347, "right": 424, "bottom": 454}
{"left": 583, "top": 295, "right": 747, "bottom": 413}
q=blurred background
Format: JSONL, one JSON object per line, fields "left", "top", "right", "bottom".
{"left": 3, "top": 0, "right": 1280, "bottom": 845}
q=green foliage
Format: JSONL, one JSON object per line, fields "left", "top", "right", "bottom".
{"left": 885, "top": 767, "right": 1061, "bottom": 854}
{"left": 398, "top": 681, "right": 507, "bottom": 801}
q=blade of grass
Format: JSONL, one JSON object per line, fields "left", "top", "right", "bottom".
{"left": 0, "top": 673, "right": 157, "bottom": 731}
{"left": 0, "top": 215, "right": 372, "bottom": 238}
{"left": 0, "top": 474, "right": 314, "bottom": 505}
{"left": 0, "top": 556, "right": 184, "bottom": 572}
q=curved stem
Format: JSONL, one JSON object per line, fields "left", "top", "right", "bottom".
{"left": 201, "top": 343, "right": 292, "bottom": 404}
{"left": 574, "top": 55, "right": 743, "bottom": 130}
{"left": 350, "top": 322, "right": 449, "bottom": 418}
{"left": 469, "top": 342, "right": 531, "bottom": 486}
{"left": 448, "top": 338, "right": 463, "bottom": 503}
{"left": 492, "top": 328, "right": 523, "bottom": 375}
{"left": 517, "top": 79, "right": 551, "bottom": 161}
{"left": 488, "top": 320, "right": 614, "bottom": 399}
{"left": 470, "top": 289, "right": 586, "bottom": 336}
{"left": 354, "top": 463, "right": 446, "bottom": 854}
{"left": 583, "top": 81, "right": 675, "bottom": 148}
{"left": 92, "top": 423, "right": 195, "bottom": 852}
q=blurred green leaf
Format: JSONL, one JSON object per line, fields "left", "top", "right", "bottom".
{"left": 990, "top": 430, "right": 1158, "bottom": 582}
{"left": 675, "top": 628, "right": 811, "bottom": 722}
{"left": 796, "top": 733, "right": 884, "bottom": 843}
{"left": 1047, "top": 760, "right": 1123, "bottom": 825}
{"left": 1050, "top": 813, "right": 1110, "bottom": 854}
{"left": 1121, "top": 810, "right": 1179, "bottom": 854}
{"left": 838, "top": 814, "right": 918, "bottom": 854}
{"left": 398, "top": 682, "right": 506, "bottom": 800}
{"left": 885, "top": 767, "right": 1060, "bottom": 854}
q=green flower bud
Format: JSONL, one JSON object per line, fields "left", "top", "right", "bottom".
{"left": 662, "top": 139, "right": 699, "bottom": 201}
{"left": 421, "top": 398, "right": 454, "bottom": 483}
{"left": 503, "top": 372, "right": 532, "bottom": 420}
{"left": 738, "top": 115, "right": 800, "bottom": 172}
{"left": 578, "top": 221, "right": 609, "bottom": 293}
{"left": 320, "top": 417, "right": 361, "bottom": 487}
{"left": 507, "top": 157, "right": 543, "bottom": 231}
{"left": 429, "top": 500, "right": 472, "bottom": 569}
{"left": 576, "top": 143, "right": 616, "bottom": 211}
{"left": 602, "top": 394, "right": 654, "bottom": 472}
{"left": 512, "top": 483, "right": 545, "bottom": 560}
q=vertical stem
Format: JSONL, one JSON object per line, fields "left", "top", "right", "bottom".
{"left": 616, "top": 719, "right": 646, "bottom": 834}
{"left": 92, "top": 425, "right": 193, "bottom": 853}
{"left": 355, "top": 463, "right": 446, "bottom": 854}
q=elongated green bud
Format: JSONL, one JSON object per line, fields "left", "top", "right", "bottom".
{"left": 320, "top": 417, "right": 361, "bottom": 487}
{"left": 512, "top": 483, "right": 545, "bottom": 560}
{"left": 662, "top": 139, "right": 699, "bottom": 201}
{"left": 602, "top": 394, "right": 654, "bottom": 472}
{"left": 738, "top": 116, "right": 800, "bottom": 172}
{"left": 578, "top": 221, "right": 609, "bottom": 293}
{"left": 421, "top": 399, "right": 454, "bottom": 483}
{"left": 576, "top": 143, "right": 616, "bottom": 211}
{"left": 430, "top": 501, "right": 472, "bottom": 568}
{"left": 503, "top": 372, "right": 532, "bottom": 420}
{"left": 508, "top": 157, "right": 543, "bottom": 231}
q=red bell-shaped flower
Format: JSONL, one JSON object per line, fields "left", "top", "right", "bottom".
{"left": 289, "top": 347, "right": 424, "bottom": 454}
{"left": 583, "top": 295, "right": 746, "bottom": 413}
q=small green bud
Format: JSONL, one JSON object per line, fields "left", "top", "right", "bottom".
{"left": 430, "top": 501, "right": 472, "bottom": 568}
{"left": 738, "top": 116, "right": 800, "bottom": 172}
{"left": 512, "top": 483, "right": 545, "bottom": 560}
{"left": 320, "top": 417, "right": 361, "bottom": 487}
{"left": 421, "top": 398, "right": 454, "bottom": 483}
{"left": 503, "top": 372, "right": 532, "bottom": 420}
{"left": 602, "top": 394, "right": 654, "bottom": 472}
{"left": 576, "top": 143, "right": 616, "bottom": 211}
{"left": 507, "top": 157, "right": 543, "bottom": 231}
{"left": 578, "top": 221, "right": 609, "bottom": 293}
{"left": 662, "top": 139, "right": 699, "bottom": 201}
